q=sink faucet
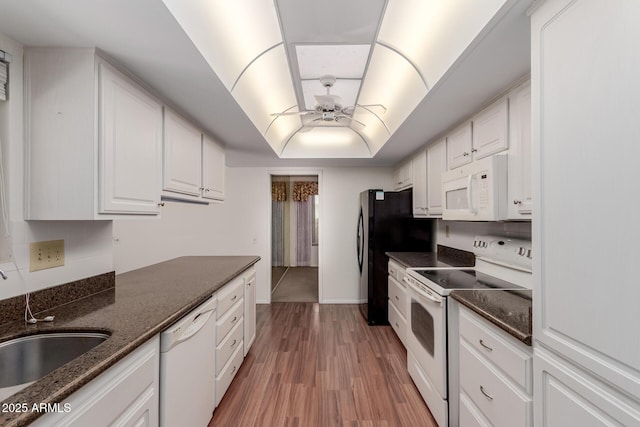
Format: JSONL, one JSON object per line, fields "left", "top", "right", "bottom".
{"left": 0, "top": 269, "right": 6, "bottom": 280}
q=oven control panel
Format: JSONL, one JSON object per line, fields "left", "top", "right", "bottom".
{"left": 473, "top": 235, "right": 532, "bottom": 271}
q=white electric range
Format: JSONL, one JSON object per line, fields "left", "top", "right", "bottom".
{"left": 403, "top": 235, "right": 532, "bottom": 427}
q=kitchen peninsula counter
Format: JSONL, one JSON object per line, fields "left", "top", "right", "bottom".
{"left": 0, "top": 256, "right": 260, "bottom": 427}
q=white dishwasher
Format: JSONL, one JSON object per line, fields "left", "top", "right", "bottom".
{"left": 160, "top": 296, "right": 217, "bottom": 427}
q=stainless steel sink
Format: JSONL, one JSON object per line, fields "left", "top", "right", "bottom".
{"left": 0, "top": 332, "right": 109, "bottom": 388}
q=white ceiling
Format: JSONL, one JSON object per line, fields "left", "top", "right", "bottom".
{"left": 0, "top": 0, "right": 532, "bottom": 167}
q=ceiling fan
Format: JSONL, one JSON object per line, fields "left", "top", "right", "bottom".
{"left": 270, "top": 75, "right": 386, "bottom": 130}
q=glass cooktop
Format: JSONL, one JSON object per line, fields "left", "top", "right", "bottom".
{"left": 411, "top": 269, "right": 524, "bottom": 295}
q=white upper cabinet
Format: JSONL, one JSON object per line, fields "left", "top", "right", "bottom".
{"left": 99, "top": 62, "right": 163, "bottom": 215}
{"left": 412, "top": 149, "right": 428, "bottom": 216}
{"left": 202, "top": 134, "right": 225, "bottom": 201}
{"left": 163, "top": 109, "right": 225, "bottom": 202}
{"left": 163, "top": 108, "right": 203, "bottom": 197}
{"left": 532, "top": 0, "right": 640, "bottom": 422}
{"left": 426, "top": 138, "right": 447, "bottom": 216}
{"left": 446, "top": 122, "right": 473, "bottom": 169}
{"left": 25, "top": 48, "right": 162, "bottom": 219}
{"left": 392, "top": 159, "right": 413, "bottom": 190}
{"left": 447, "top": 97, "right": 509, "bottom": 171}
{"left": 471, "top": 97, "right": 509, "bottom": 160}
{"left": 507, "top": 81, "right": 532, "bottom": 219}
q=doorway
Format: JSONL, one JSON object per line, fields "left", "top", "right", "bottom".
{"left": 270, "top": 175, "right": 319, "bottom": 302}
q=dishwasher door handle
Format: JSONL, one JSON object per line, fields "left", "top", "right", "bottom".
{"left": 175, "top": 308, "right": 215, "bottom": 345}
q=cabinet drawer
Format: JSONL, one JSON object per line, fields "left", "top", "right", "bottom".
{"left": 459, "top": 306, "right": 532, "bottom": 392}
{"left": 388, "top": 300, "right": 406, "bottom": 347}
{"left": 216, "top": 276, "right": 244, "bottom": 319}
{"left": 460, "top": 341, "right": 532, "bottom": 427}
{"left": 216, "top": 299, "right": 243, "bottom": 346}
{"left": 459, "top": 392, "right": 491, "bottom": 427}
{"left": 215, "top": 343, "right": 244, "bottom": 407}
{"left": 388, "top": 276, "right": 407, "bottom": 318}
{"left": 388, "top": 260, "right": 405, "bottom": 282}
{"left": 216, "top": 319, "right": 244, "bottom": 376}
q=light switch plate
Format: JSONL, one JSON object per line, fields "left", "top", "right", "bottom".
{"left": 29, "top": 240, "right": 65, "bottom": 272}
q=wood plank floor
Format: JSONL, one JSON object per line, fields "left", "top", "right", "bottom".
{"left": 209, "top": 303, "right": 437, "bottom": 427}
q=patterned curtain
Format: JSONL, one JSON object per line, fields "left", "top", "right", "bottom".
{"left": 272, "top": 182, "right": 287, "bottom": 201}
{"left": 292, "top": 181, "right": 318, "bottom": 202}
{"left": 296, "top": 198, "right": 312, "bottom": 266}
{"left": 272, "top": 201, "right": 285, "bottom": 267}
{"left": 271, "top": 182, "right": 287, "bottom": 267}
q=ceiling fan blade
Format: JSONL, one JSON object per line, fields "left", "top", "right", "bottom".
{"left": 354, "top": 103, "right": 387, "bottom": 114}
{"left": 270, "top": 110, "right": 313, "bottom": 117}
{"left": 336, "top": 115, "right": 366, "bottom": 129}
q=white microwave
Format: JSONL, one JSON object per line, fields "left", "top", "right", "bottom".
{"left": 441, "top": 154, "right": 508, "bottom": 221}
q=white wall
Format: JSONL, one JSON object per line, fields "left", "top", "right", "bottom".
{"left": 0, "top": 33, "right": 114, "bottom": 301}
{"left": 436, "top": 220, "right": 531, "bottom": 252}
{"left": 114, "top": 166, "right": 392, "bottom": 303}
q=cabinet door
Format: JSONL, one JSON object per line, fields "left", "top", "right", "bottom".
{"left": 472, "top": 97, "right": 509, "bottom": 159}
{"left": 202, "top": 134, "right": 225, "bottom": 201}
{"left": 99, "top": 62, "right": 162, "bottom": 215}
{"left": 426, "top": 138, "right": 446, "bottom": 216}
{"left": 532, "top": 0, "right": 640, "bottom": 398}
{"left": 534, "top": 348, "right": 640, "bottom": 427}
{"left": 402, "top": 160, "right": 413, "bottom": 187}
{"left": 244, "top": 271, "right": 256, "bottom": 356}
{"left": 447, "top": 122, "right": 473, "bottom": 169}
{"left": 412, "top": 149, "right": 427, "bottom": 216}
{"left": 507, "top": 82, "right": 532, "bottom": 219}
{"left": 163, "top": 108, "right": 203, "bottom": 197}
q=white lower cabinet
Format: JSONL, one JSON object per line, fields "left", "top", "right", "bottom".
{"left": 387, "top": 260, "right": 407, "bottom": 347}
{"left": 214, "top": 276, "right": 245, "bottom": 407}
{"left": 243, "top": 267, "right": 257, "bottom": 356}
{"left": 32, "top": 337, "right": 160, "bottom": 427}
{"left": 534, "top": 347, "right": 640, "bottom": 427}
{"left": 457, "top": 305, "right": 533, "bottom": 427}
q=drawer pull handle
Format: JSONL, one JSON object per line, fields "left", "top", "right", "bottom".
{"left": 231, "top": 295, "right": 237, "bottom": 301}
{"left": 479, "top": 339, "right": 493, "bottom": 352}
{"left": 395, "top": 295, "right": 399, "bottom": 301}
{"left": 231, "top": 339, "right": 237, "bottom": 347}
{"left": 480, "top": 385, "right": 493, "bottom": 401}
{"left": 395, "top": 322, "right": 399, "bottom": 328}
{"left": 231, "top": 365, "right": 237, "bottom": 375}
{"left": 232, "top": 316, "right": 238, "bottom": 323}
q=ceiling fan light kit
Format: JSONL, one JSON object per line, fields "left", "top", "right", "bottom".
{"left": 161, "top": 0, "right": 512, "bottom": 158}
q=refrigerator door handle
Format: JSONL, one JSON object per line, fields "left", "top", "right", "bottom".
{"left": 357, "top": 207, "right": 364, "bottom": 273}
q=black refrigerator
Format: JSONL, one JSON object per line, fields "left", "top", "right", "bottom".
{"left": 357, "top": 189, "right": 435, "bottom": 325}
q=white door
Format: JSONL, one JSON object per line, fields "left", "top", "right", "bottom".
{"left": 163, "top": 108, "right": 203, "bottom": 197}
{"left": 426, "top": 138, "right": 446, "bottom": 215}
{"left": 99, "top": 62, "right": 162, "bottom": 215}
{"left": 532, "top": 0, "right": 640, "bottom": 400}
{"left": 447, "top": 122, "right": 473, "bottom": 169}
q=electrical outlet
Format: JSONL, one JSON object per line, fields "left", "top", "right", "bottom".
{"left": 29, "top": 240, "right": 65, "bottom": 272}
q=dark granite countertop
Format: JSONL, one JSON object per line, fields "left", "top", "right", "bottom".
{"left": 386, "top": 245, "right": 475, "bottom": 269}
{"left": 450, "top": 289, "right": 532, "bottom": 346}
{"left": 0, "top": 256, "right": 260, "bottom": 427}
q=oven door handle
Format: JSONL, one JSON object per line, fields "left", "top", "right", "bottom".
{"left": 403, "top": 277, "right": 442, "bottom": 305}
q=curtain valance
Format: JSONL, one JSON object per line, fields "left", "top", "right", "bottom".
{"left": 293, "top": 181, "right": 318, "bottom": 202}
{"left": 272, "top": 182, "right": 287, "bottom": 201}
